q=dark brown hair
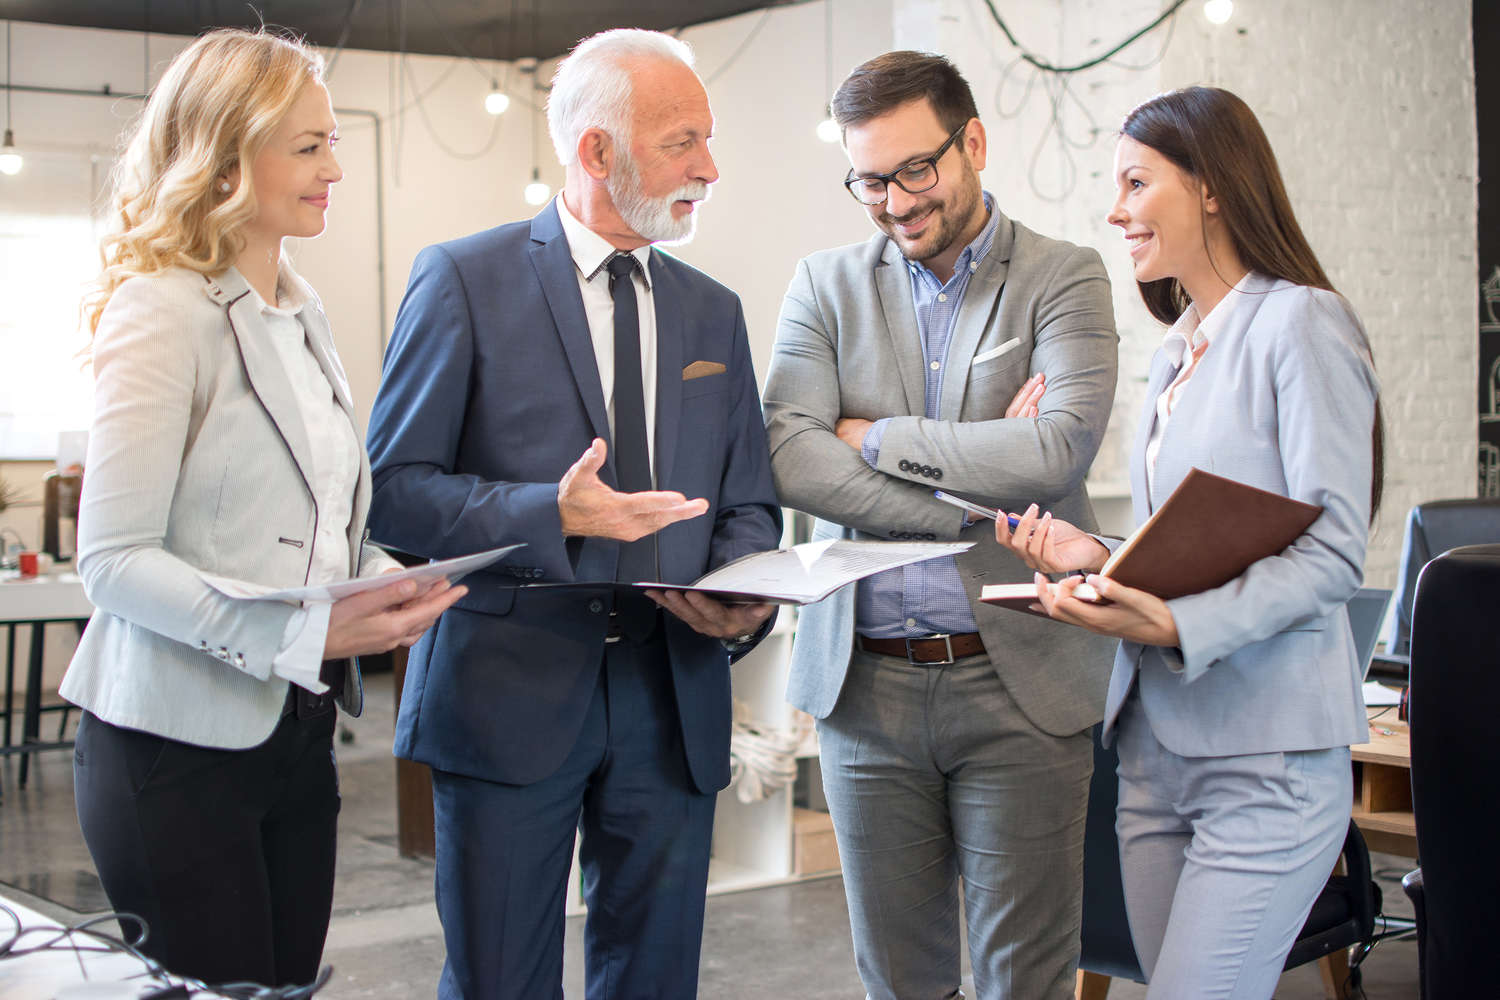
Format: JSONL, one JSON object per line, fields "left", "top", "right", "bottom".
{"left": 1122, "top": 86, "right": 1382, "bottom": 517}
{"left": 830, "top": 51, "right": 979, "bottom": 134}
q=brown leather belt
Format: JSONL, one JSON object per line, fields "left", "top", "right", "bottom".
{"left": 858, "top": 632, "right": 985, "bottom": 665}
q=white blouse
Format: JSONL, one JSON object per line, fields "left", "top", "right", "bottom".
{"left": 249, "top": 273, "right": 361, "bottom": 693}
{"left": 1144, "top": 274, "right": 1252, "bottom": 498}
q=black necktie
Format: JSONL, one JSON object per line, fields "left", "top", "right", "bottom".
{"left": 607, "top": 252, "right": 657, "bottom": 637}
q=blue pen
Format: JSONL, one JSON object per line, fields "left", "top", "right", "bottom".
{"left": 933, "top": 490, "right": 1022, "bottom": 529}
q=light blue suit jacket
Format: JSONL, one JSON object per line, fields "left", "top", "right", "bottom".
{"left": 1101, "top": 274, "right": 1378, "bottom": 757}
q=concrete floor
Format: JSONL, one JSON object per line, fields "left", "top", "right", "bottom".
{"left": 1, "top": 671, "right": 1419, "bottom": 998}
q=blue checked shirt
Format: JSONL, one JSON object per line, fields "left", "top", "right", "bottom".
{"left": 855, "top": 193, "right": 1000, "bottom": 639}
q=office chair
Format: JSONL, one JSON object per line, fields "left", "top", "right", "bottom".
{"left": 1078, "top": 725, "right": 1144, "bottom": 996}
{"left": 1401, "top": 542, "right": 1500, "bottom": 998}
{"left": 1383, "top": 499, "right": 1500, "bottom": 659}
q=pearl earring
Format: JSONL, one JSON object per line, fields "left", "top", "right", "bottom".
{"left": 219, "top": 181, "right": 231, "bottom": 193}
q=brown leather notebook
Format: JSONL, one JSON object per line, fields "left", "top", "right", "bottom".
{"left": 980, "top": 468, "right": 1323, "bottom": 614}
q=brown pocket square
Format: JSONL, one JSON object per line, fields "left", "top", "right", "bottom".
{"left": 682, "top": 360, "right": 727, "bottom": 380}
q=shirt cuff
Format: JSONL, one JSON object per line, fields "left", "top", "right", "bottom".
{"left": 271, "top": 601, "right": 332, "bottom": 694}
{"left": 860, "top": 418, "right": 891, "bottom": 469}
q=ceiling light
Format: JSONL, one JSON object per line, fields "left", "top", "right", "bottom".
{"left": 815, "top": 117, "right": 841, "bottom": 144}
{"left": 0, "top": 129, "right": 21, "bottom": 176}
{"left": 484, "top": 85, "right": 511, "bottom": 116}
{"left": 523, "top": 167, "right": 550, "bottom": 206}
{"left": 1203, "top": 0, "right": 1234, "bottom": 24}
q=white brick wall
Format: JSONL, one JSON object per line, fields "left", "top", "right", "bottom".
{"left": 905, "top": 0, "right": 1477, "bottom": 583}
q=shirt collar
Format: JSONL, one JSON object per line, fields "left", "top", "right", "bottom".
{"left": 232, "top": 261, "right": 313, "bottom": 316}
{"left": 556, "top": 192, "right": 654, "bottom": 290}
{"left": 1160, "top": 270, "right": 1254, "bottom": 367}
{"left": 903, "top": 191, "right": 999, "bottom": 284}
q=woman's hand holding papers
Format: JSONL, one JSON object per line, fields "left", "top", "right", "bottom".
{"left": 1031, "top": 572, "right": 1180, "bottom": 647}
{"left": 324, "top": 573, "right": 467, "bottom": 659}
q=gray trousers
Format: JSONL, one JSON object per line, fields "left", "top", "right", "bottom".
{"left": 818, "top": 645, "right": 1093, "bottom": 1000}
{"left": 1115, "top": 694, "right": 1351, "bottom": 999}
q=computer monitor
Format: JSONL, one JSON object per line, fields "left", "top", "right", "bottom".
{"left": 1347, "top": 587, "right": 1393, "bottom": 680}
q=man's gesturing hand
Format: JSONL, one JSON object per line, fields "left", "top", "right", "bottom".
{"left": 558, "top": 438, "right": 709, "bottom": 540}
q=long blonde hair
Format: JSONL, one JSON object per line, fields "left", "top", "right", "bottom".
{"left": 86, "top": 28, "right": 324, "bottom": 334}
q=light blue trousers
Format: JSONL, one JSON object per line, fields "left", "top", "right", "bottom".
{"left": 1115, "top": 695, "right": 1352, "bottom": 1000}
{"left": 818, "top": 646, "right": 1093, "bottom": 1000}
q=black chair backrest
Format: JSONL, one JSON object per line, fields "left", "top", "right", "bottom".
{"left": 1408, "top": 542, "right": 1500, "bottom": 997}
{"left": 1387, "top": 499, "right": 1500, "bottom": 656}
{"left": 1078, "top": 724, "right": 1144, "bottom": 983}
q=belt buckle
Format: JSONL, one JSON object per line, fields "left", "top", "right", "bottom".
{"left": 906, "top": 633, "right": 955, "bottom": 665}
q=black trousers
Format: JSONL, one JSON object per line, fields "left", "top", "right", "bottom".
{"left": 73, "top": 701, "right": 340, "bottom": 987}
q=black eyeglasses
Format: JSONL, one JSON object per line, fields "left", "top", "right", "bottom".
{"left": 843, "top": 121, "right": 969, "bottom": 206}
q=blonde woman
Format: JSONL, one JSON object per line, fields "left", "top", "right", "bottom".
{"left": 62, "top": 28, "right": 463, "bottom": 986}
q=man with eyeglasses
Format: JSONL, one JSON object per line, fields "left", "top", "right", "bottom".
{"left": 763, "top": 51, "right": 1118, "bottom": 1000}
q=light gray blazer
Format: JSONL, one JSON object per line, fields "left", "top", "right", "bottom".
{"left": 763, "top": 211, "right": 1119, "bottom": 736}
{"left": 60, "top": 263, "right": 398, "bottom": 749}
{"left": 1101, "top": 274, "right": 1377, "bottom": 757}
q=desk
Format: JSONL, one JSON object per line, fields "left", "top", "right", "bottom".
{"left": 1350, "top": 708, "right": 1416, "bottom": 858}
{"left": 0, "top": 891, "right": 154, "bottom": 999}
{"left": 0, "top": 571, "right": 92, "bottom": 788}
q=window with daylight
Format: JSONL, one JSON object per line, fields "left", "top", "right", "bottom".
{"left": 0, "top": 149, "right": 106, "bottom": 460}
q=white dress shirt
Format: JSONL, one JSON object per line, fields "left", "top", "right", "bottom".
{"left": 1145, "top": 274, "right": 1252, "bottom": 498}
{"left": 246, "top": 271, "right": 361, "bottom": 693}
{"left": 555, "top": 193, "right": 658, "bottom": 481}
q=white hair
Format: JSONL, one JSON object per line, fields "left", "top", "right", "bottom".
{"left": 546, "top": 29, "right": 696, "bottom": 167}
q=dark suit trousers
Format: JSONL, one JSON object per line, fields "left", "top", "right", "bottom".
{"left": 431, "top": 630, "right": 717, "bottom": 1000}
{"left": 73, "top": 705, "right": 340, "bottom": 987}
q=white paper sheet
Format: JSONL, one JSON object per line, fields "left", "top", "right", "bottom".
{"left": 639, "top": 539, "right": 974, "bottom": 605}
{"left": 200, "top": 544, "right": 524, "bottom": 604}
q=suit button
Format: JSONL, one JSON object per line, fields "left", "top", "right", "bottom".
{"left": 889, "top": 530, "right": 899, "bottom": 538}
{"left": 588, "top": 599, "right": 604, "bottom": 614}
{"left": 932, "top": 468, "right": 942, "bottom": 480}
{"left": 920, "top": 465, "right": 933, "bottom": 478}
{"left": 898, "top": 459, "right": 911, "bottom": 472}
{"left": 925, "top": 533, "right": 936, "bottom": 541}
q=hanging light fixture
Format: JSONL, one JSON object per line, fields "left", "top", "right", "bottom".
{"left": 1203, "top": 0, "right": 1234, "bottom": 25}
{"left": 519, "top": 52, "right": 549, "bottom": 205}
{"left": 0, "top": 22, "right": 22, "bottom": 176}
{"left": 484, "top": 80, "right": 511, "bottom": 115}
{"left": 523, "top": 166, "right": 550, "bottom": 206}
{"left": 815, "top": 1, "right": 839, "bottom": 143}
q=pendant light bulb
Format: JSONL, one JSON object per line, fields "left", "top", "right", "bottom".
{"left": 1203, "top": 0, "right": 1233, "bottom": 24}
{"left": 523, "top": 167, "right": 550, "bottom": 206}
{"left": 484, "top": 85, "right": 511, "bottom": 116}
{"left": 0, "top": 129, "right": 22, "bottom": 176}
{"left": 815, "top": 117, "right": 841, "bottom": 144}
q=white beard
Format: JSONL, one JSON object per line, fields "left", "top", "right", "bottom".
{"left": 608, "top": 151, "right": 709, "bottom": 245}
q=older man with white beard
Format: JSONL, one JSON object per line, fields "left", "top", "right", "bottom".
{"left": 363, "top": 27, "right": 782, "bottom": 1000}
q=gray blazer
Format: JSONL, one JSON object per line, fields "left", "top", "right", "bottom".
{"left": 1101, "top": 274, "right": 1377, "bottom": 757}
{"left": 763, "top": 211, "right": 1119, "bottom": 736}
{"left": 61, "top": 263, "right": 397, "bottom": 749}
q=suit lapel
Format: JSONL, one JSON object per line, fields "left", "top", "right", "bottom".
{"left": 528, "top": 206, "right": 612, "bottom": 454}
{"left": 874, "top": 241, "right": 926, "bottom": 416}
{"left": 207, "top": 271, "right": 318, "bottom": 498}
{"left": 650, "top": 251, "right": 683, "bottom": 489}
{"left": 939, "top": 214, "right": 1013, "bottom": 419}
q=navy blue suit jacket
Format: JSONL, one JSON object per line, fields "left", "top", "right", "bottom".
{"left": 366, "top": 203, "right": 782, "bottom": 794}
